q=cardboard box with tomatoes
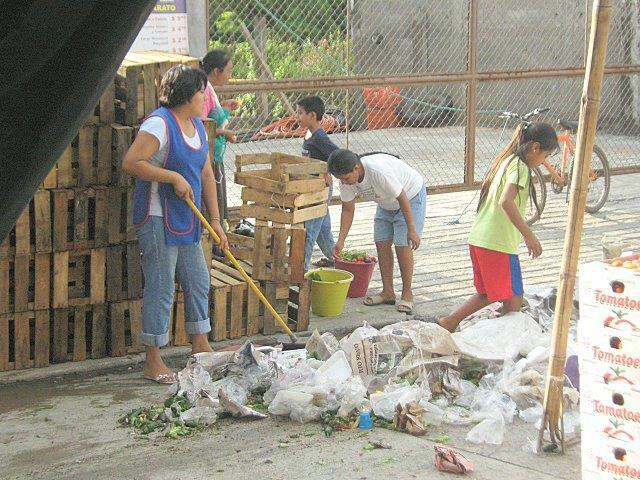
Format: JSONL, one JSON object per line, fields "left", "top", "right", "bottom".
{"left": 579, "top": 254, "right": 640, "bottom": 480}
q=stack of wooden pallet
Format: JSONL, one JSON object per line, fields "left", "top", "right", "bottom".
{"left": 228, "top": 152, "right": 329, "bottom": 336}
{"left": 0, "top": 52, "right": 202, "bottom": 372}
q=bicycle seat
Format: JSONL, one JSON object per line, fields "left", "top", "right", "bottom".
{"left": 558, "top": 119, "right": 579, "bottom": 132}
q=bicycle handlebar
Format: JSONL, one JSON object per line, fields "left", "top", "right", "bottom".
{"left": 498, "top": 107, "right": 550, "bottom": 121}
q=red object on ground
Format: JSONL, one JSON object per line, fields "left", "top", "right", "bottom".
{"left": 363, "top": 87, "right": 401, "bottom": 130}
{"left": 252, "top": 113, "right": 343, "bottom": 141}
{"left": 434, "top": 445, "right": 474, "bottom": 474}
{"left": 334, "top": 258, "right": 377, "bottom": 298}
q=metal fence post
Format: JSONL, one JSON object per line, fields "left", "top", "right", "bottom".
{"left": 464, "top": 0, "right": 478, "bottom": 187}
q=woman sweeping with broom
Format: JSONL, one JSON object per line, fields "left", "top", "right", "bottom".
{"left": 122, "top": 65, "right": 229, "bottom": 384}
{"left": 437, "top": 122, "right": 558, "bottom": 333}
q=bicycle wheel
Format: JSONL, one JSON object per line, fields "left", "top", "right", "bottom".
{"left": 525, "top": 167, "right": 547, "bottom": 225}
{"left": 567, "top": 144, "right": 611, "bottom": 213}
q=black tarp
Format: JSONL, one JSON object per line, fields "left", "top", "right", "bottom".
{"left": 0, "top": 0, "right": 156, "bottom": 243}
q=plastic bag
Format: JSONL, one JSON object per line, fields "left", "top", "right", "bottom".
{"left": 336, "top": 376, "right": 368, "bottom": 416}
{"left": 370, "top": 382, "right": 424, "bottom": 421}
{"left": 174, "top": 362, "right": 212, "bottom": 404}
{"left": 268, "top": 390, "right": 314, "bottom": 416}
{"left": 442, "top": 405, "right": 473, "bottom": 425}
{"left": 519, "top": 404, "right": 543, "bottom": 424}
{"left": 418, "top": 399, "right": 445, "bottom": 426}
{"left": 470, "top": 388, "right": 517, "bottom": 424}
{"left": 263, "top": 361, "right": 316, "bottom": 405}
{"left": 453, "top": 380, "right": 478, "bottom": 408}
{"left": 180, "top": 406, "right": 218, "bottom": 426}
{"left": 207, "top": 376, "right": 249, "bottom": 405}
{"left": 466, "top": 412, "right": 505, "bottom": 445}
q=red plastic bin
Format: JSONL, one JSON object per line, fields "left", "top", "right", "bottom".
{"left": 334, "top": 258, "right": 377, "bottom": 298}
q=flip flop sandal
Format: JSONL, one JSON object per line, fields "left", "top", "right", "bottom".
{"left": 143, "top": 372, "right": 176, "bottom": 385}
{"left": 396, "top": 299, "right": 414, "bottom": 314}
{"left": 363, "top": 294, "right": 396, "bottom": 306}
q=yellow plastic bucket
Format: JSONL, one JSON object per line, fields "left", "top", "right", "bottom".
{"left": 305, "top": 268, "right": 354, "bottom": 317}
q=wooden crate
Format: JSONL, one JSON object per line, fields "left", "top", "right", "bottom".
{"left": 235, "top": 152, "right": 327, "bottom": 193}
{"left": 0, "top": 310, "right": 50, "bottom": 371}
{"left": 115, "top": 51, "right": 199, "bottom": 126}
{"left": 52, "top": 187, "right": 109, "bottom": 251}
{"left": 111, "top": 124, "right": 136, "bottom": 188}
{"left": 106, "top": 242, "right": 143, "bottom": 302}
{"left": 52, "top": 248, "right": 106, "bottom": 308}
{"left": 227, "top": 223, "right": 306, "bottom": 283}
{"left": 87, "top": 82, "right": 116, "bottom": 125}
{"left": 49, "top": 124, "right": 113, "bottom": 188}
{"left": 0, "top": 254, "right": 50, "bottom": 314}
{"left": 108, "top": 300, "right": 143, "bottom": 357}
{"left": 0, "top": 191, "right": 52, "bottom": 257}
{"left": 51, "top": 304, "right": 108, "bottom": 363}
{"left": 107, "top": 186, "right": 135, "bottom": 245}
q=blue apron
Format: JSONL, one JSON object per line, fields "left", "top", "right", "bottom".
{"left": 133, "top": 107, "right": 208, "bottom": 246}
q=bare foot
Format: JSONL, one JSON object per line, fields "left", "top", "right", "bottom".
{"left": 142, "top": 362, "right": 174, "bottom": 383}
{"left": 191, "top": 334, "right": 214, "bottom": 354}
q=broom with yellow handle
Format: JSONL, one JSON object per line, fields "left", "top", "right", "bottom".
{"left": 185, "top": 198, "right": 299, "bottom": 343}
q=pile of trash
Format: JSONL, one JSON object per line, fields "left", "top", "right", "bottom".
{"left": 120, "top": 288, "right": 581, "bottom": 447}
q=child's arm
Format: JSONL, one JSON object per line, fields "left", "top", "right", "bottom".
{"left": 333, "top": 199, "right": 356, "bottom": 257}
{"left": 499, "top": 183, "right": 542, "bottom": 258}
{"left": 201, "top": 156, "right": 229, "bottom": 251}
{"left": 396, "top": 190, "right": 421, "bottom": 249}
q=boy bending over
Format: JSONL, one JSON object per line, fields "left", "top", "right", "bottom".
{"left": 328, "top": 149, "right": 426, "bottom": 314}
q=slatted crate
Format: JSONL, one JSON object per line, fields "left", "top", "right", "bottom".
{"left": 106, "top": 186, "right": 135, "bottom": 245}
{"left": 87, "top": 82, "right": 116, "bottom": 125}
{"left": 106, "top": 242, "right": 143, "bottom": 302}
{"left": 227, "top": 222, "right": 306, "bottom": 283}
{"left": 47, "top": 124, "right": 113, "bottom": 188}
{"left": 111, "top": 124, "right": 136, "bottom": 188}
{"left": 115, "top": 51, "right": 199, "bottom": 126}
{"left": 0, "top": 254, "right": 50, "bottom": 314}
{"left": 51, "top": 187, "right": 110, "bottom": 251}
{"left": 52, "top": 248, "right": 106, "bottom": 309}
{"left": 0, "top": 310, "right": 50, "bottom": 371}
{"left": 108, "top": 300, "right": 143, "bottom": 357}
{"left": 0, "top": 190, "right": 52, "bottom": 257}
{"left": 235, "top": 152, "right": 328, "bottom": 224}
{"left": 51, "top": 304, "right": 108, "bottom": 363}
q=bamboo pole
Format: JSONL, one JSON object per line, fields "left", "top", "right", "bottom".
{"left": 537, "top": 0, "right": 612, "bottom": 453}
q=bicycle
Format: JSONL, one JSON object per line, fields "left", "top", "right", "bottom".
{"left": 496, "top": 108, "right": 611, "bottom": 225}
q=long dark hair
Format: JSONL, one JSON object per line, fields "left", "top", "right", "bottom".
{"left": 201, "top": 49, "right": 231, "bottom": 75}
{"left": 478, "top": 122, "right": 558, "bottom": 215}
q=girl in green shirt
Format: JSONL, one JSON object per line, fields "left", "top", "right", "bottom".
{"left": 438, "top": 123, "right": 558, "bottom": 332}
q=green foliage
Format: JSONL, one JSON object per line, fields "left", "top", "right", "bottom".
{"left": 208, "top": 1, "right": 351, "bottom": 122}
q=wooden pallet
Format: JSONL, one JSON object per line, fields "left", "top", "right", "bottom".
{"left": 0, "top": 310, "right": 50, "bottom": 371}
{"left": 52, "top": 248, "right": 106, "bottom": 309}
{"left": 235, "top": 152, "right": 327, "bottom": 195}
{"left": 51, "top": 304, "right": 109, "bottom": 363}
{"left": 0, "top": 191, "right": 52, "bottom": 257}
{"left": 228, "top": 222, "right": 306, "bottom": 283}
{"left": 106, "top": 242, "right": 143, "bottom": 302}
{"left": 88, "top": 82, "right": 116, "bottom": 125}
{"left": 111, "top": 124, "right": 136, "bottom": 188}
{"left": 0, "top": 254, "right": 50, "bottom": 314}
{"left": 115, "top": 51, "right": 199, "bottom": 126}
{"left": 46, "top": 124, "right": 113, "bottom": 188}
{"left": 108, "top": 300, "right": 143, "bottom": 357}
{"left": 51, "top": 187, "right": 110, "bottom": 251}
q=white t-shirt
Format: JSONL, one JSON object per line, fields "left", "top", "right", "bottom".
{"left": 138, "top": 116, "right": 208, "bottom": 216}
{"left": 339, "top": 153, "right": 424, "bottom": 210}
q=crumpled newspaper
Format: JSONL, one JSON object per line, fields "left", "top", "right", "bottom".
{"left": 434, "top": 445, "right": 474, "bottom": 474}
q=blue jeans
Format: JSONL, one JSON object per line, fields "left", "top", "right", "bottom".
{"left": 137, "top": 217, "right": 211, "bottom": 347}
{"left": 304, "top": 185, "right": 336, "bottom": 270}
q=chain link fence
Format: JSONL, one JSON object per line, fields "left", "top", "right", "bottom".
{"left": 208, "top": 0, "right": 640, "bottom": 208}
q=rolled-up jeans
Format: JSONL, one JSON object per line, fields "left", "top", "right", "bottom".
{"left": 304, "top": 184, "right": 335, "bottom": 270}
{"left": 137, "top": 216, "right": 211, "bottom": 347}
